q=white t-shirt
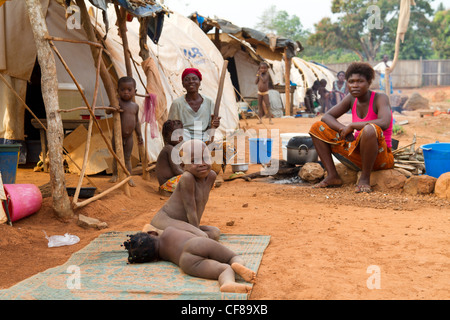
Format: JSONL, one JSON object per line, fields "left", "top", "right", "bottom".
{"left": 374, "top": 61, "right": 393, "bottom": 74}
{"left": 168, "top": 94, "right": 215, "bottom": 141}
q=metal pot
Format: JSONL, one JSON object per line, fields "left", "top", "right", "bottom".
{"left": 286, "top": 135, "right": 318, "bottom": 165}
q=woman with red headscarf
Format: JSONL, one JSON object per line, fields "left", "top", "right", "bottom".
{"left": 168, "top": 68, "right": 221, "bottom": 142}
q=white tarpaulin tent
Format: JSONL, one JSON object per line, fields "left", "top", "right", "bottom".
{"left": 0, "top": 0, "right": 239, "bottom": 168}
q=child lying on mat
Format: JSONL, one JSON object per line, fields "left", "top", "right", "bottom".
{"left": 149, "top": 139, "right": 220, "bottom": 240}
{"left": 156, "top": 120, "right": 184, "bottom": 196}
{"left": 123, "top": 226, "right": 255, "bottom": 293}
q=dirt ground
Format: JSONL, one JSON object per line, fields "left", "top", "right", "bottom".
{"left": 1, "top": 87, "right": 449, "bottom": 300}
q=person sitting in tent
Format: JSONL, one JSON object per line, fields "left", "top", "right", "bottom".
{"left": 156, "top": 120, "right": 184, "bottom": 196}
{"left": 168, "top": 68, "right": 220, "bottom": 143}
{"left": 374, "top": 54, "right": 394, "bottom": 94}
{"left": 304, "top": 80, "right": 321, "bottom": 114}
{"left": 318, "top": 79, "right": 332, "bottom": 113}
{"left": 331, "top": 71, "right": 348, "bottom": 106}
{"left": 308, "top": 62, "right": 394, "bottom": 193}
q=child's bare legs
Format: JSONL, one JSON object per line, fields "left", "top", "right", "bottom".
{"left": 109, "top": 134, "right": 135, "bottom": 186}
{"left": 123, "top": 134, "right": 135, "bottom": 187}
{"left": 262, "top": 94, "right": 273, "bottom": 124}
{"left": 179, "top": 237, "right": 255, "bottom": 293}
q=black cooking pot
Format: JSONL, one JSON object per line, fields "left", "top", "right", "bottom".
{"left": 286, "top": 135, "right": 318, "bottom": 165}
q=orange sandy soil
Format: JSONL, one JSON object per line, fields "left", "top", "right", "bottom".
{"left": 1, "top": 87, "right": 449, "bottom": 300}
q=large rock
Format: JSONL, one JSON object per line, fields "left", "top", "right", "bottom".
{"left": 435, "top": 172, "right": 450, "bottom": 199}
{"left": 358, "top": 169, "right": 406, "bottom": 190}
{"left": 299, "top": 162, "right": 324, "bottom": 182}
{"left": 403, "top": 92, "right": 429, "bottom": 111}
{"left": 403, "top": 175, "right": 436, "bottom": 195}
{"left": 335, "top": 163, "right": 358, "bottom": 185}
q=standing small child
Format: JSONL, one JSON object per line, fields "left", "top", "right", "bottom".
{"left": 148, "top": 139, "right": 220, "bottom": 240}
{"left": 109, "top": 76, "right": 143, "bottom": 187}
{"left": 255, "top": 61, "right": 274, "bottom": 125}
{"left": 156, "top": 120, "right": 184, "bottom": 196}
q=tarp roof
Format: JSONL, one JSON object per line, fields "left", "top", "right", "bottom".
{"left": 189, "top": 13, "right": 303, "bottom": 59}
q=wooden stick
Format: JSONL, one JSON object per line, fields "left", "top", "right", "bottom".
{"left": 0, "top": 70, "right": 100, "bottom": 189}
{"left": 209, "top": 60, "right": 228, "bottom": 143}
{"left": 0, "top": 73, "right": 47, "bottom": 130}
{"left": 214, "top": 60, "right": 229, "bottom": 118}
{"left": 393, "top": 141, "right": 417, "bottom": 154}
{"left": 49, "top": 41, "right": 130, "bottom": 176}
{"left": 73, "top": 176, "right": 132, "bottom": 209}
{"left": 58, "top": 106, "right": 116, "bottom": 113}
{"left": 44, "top": 35, "right": 103, "bottom": 48}
{"left": 73, "top": 48, "right": 102, "bottom": 204}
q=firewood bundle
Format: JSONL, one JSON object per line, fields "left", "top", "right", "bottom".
{"left": 393, "top": 134, "right": 425, "bottom": 175}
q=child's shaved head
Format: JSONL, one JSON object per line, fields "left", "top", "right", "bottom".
{"left": 179, "top": 139, "right": 211, "bottom": 165}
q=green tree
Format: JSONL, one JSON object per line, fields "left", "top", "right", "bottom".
{"left": 432, "top": 10, "right": 450, "bottom": 58}
{"left": 255, "top": 5, "right": 306, "bottom": 41}
{"left": 309, "top": 0, "right": 435, "bottom": 62}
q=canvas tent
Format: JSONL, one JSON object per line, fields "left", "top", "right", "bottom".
{"left": 189, "top": 13, "right": 336, "bottom": 113}
{"left": 0, "top": 0, "right": 239, "bottom": 170}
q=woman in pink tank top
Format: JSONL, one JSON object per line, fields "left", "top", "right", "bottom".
{"left": 309, "top": 62, "right": 394, "bottom": 193}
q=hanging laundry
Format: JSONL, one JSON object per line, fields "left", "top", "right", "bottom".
{"left": 142, "top": 93, "right": 158, "bottom": 139}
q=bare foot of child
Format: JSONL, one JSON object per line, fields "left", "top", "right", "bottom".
{"left": 220, "top": 282, "right": 252, "bottom": 293}
{"left": 231, "top": 263, "right": 256, "bottom": 283}
{"left": 257, "top": 120, "right": 263, "bottom": 124}
{"left": 109, "top": 175, "right": 118, "bottom": 183}
{"left": 128, "top": 178, "right": 136, "bottom": 187}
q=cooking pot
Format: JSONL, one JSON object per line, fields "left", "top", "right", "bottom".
{"left": 286, "top": 135, "right": 318, "bottom": 165}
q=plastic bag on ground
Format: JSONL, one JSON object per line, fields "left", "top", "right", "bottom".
{"left": 44, "top": 231, "right": 80, "bottom": 248}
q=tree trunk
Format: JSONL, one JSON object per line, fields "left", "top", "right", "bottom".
{"left": 25, "top": 0, "right": 73, "bottom": 219}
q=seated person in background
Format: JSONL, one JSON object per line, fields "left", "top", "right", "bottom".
{"left": 331, "top": 71, "right": 348, "bottom": 106}
{"left": 318, "top": 79, "right": 332, "bottom": 113}
{"left": 148, "top": 139, "right": 220, "bottom": 240}
{"left": 309, "top": 62, "right": 394, "bottom": 193}
{"left": 156, "top": 120, "right": 184, "bottom": 195}
{"left": 123, "top": 226, "right": 255, "bottom": 293}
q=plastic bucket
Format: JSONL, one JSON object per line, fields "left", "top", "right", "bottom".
{"left": 0, "top": 144, "right": 21, "bottom": 184}
{"left": 249, "top": 138, "right": 272, "bottom": 164}
{"left": 2, "top": 184, "right": 42, "bottom": 222}
{"left": 420, "top": 142, "right": 450, "bottom": 178}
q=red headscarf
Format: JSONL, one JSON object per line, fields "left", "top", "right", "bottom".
{"left": 182, "top": 68, "right": 202, "bottom": 81}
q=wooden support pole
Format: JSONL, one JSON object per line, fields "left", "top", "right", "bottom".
{"left": 74, "top": 176, "right": 132, "bottom": 209}
{"left": 114, "top": 4, "right": 133, "bottom": 77}
{"left": 73, "top": 48, "right": 102, "bottom": 204}
{"left": 24, "top": 0, "right": 73, "bottom": 219}
{"left": 76, "top": 0, "right": 130, "bottom": 197}
{"left": 49, "top": 41, "right": 130, "bottom": 177}
{"left": 284, "top": 49, "right": 291, "bottom": 116}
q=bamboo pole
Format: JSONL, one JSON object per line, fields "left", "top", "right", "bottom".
{"left": 73, "top": 48, "right": 102, "bottom": 204}
{"left": 58, "top": 106, "right": 116, "bottom": 113}
{"left": 24, "top": 0, "right": 73, "bottom": 219}
{"left": 76, "top": 0, "right": 130, "bottom": 197}
{"left": 48, "top": 41, "right": 130, "bottom": 176}
{"left": 284, "top": 49, "right": 291, "bottom": 116}
{"left": 74, "top": 176, "right": 132, "bottom": 209}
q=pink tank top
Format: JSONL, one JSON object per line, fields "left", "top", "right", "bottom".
{"left": 352, "top": 91, "right": 393, "bottom": 148}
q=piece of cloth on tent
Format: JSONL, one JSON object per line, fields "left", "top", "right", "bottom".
{"left": 141, "top": 93, "right": 158, "bottom": 139}
{"left": 268, "top": 89, "right": 284, "bottom": 118}
{"left": 141, "top": 57, "right": 168, "bottom": 129}
{"left": 0, "top": 231, "right": 270, "bottom": 300}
